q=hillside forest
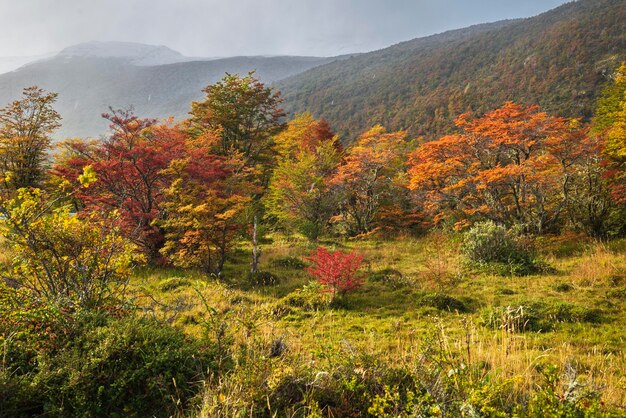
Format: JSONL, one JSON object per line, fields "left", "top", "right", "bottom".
{"left": 0, "top": 62, "right": 626, "bottom": 417}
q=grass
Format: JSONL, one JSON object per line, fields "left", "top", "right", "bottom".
{"left": 128, "top": 233, "right": 626, "bottom": 414}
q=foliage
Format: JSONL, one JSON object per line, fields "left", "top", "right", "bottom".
{"left": 267, "top": 113, "right": 341, "bottom": 240}
{"left": 332, "top": 125, "right": 412, "bottom": 236}
{"left": 0, "top": 312, "right": 218, "bottom": 418}
{"left": 158, "top": 133, "right": 252, "bottom": 275}
{"left": 306, "top": 247, "right": 364, "bottom": 299}
{"left": 598, "top": 64, "right": 626, "bottom": 206}
{"left": 54, "top": 110, "right": 186, "bottom": 261}
{"left": 189, "top": 72, "right": 287, "bottom": 273}
{"left": 0, "top": 188, "right": 138, "bottom": 309}
{"left": 189, "top": 71, "right": 285, "bottom": 178}
{"left": 0, "top": 86, "right": 61, "bottom": 193}
{"left": 408, "top": 102, "right": 595, "bottom": 235}
{"left": 462, "top": 221, "right": 542, "bottom": 276}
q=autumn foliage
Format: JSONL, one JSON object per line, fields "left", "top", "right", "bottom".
{"left": 306, "top": 247, "right": 365, "bottom": 298}
{"left": 407, "top": 102, "right": 601, "bottom": 234}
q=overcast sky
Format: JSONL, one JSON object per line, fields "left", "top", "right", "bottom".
{"left": 0, "top": 0, "right": 570, "bottom": 58}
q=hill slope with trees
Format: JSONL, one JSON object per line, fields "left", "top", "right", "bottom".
{"left": 279, "top": 0, "right": 626, "bottom": 141}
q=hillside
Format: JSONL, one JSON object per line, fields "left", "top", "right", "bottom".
{"left": 0, "top": 44, "right": 335, "bottom": 139}
{"left": 279, "top": 0, "right": 626, "bottom": 141}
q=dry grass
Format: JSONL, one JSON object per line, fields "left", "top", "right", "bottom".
{"left": 128, "top": 234, "right": 626, "bottom": 411}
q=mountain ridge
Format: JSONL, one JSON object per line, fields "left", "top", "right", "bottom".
{"left": 278, "top": 0, "right": 626, "bottom": 141}
{"left": 0, "top": 44, "right": 335, "bottom": 139}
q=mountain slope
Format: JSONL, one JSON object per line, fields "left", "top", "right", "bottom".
{"left": 0, "top": 44, "right": 334, "bottom": 139}
{"left": 279, "top": 0, "right": 626, "bottom": 141}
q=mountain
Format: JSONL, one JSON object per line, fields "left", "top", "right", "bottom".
{"left": 0, "top": 54, "right": 54, "bottom": 74}
{"left": 0, "top": 42, "right": 335, "bottom": 139}
{"left": 279, "top": 0, "right": 626, "bottom": 141}
{"left": 56, "top": 41, "right": 193, "bottom": 66}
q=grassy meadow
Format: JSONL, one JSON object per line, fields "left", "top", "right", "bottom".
{"left": 128, "top": 233, "right": 626, "bottom": 416}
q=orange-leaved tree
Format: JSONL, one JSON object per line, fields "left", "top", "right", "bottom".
{"left": 408, "top": 102, "right": 589, "bottom": 234}
{"left": 331, "top": 125, "right": 410, "bottom": 236}
{"left": 158, "top": 131, "right": 253, "bottom": 275}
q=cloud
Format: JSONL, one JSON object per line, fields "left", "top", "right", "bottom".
{"left": 0, "top": 0, "right": 569, "bottom": 57}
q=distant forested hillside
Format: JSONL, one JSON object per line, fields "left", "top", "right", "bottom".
{"left": 0, "top": 51, "right": 335, "bottom": 139}
{"left": 279, "top": 0, "right": 626, "bottom": 141}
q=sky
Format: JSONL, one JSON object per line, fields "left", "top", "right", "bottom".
{"left": 0, "top": 0, "right": 570, "bottom": 58}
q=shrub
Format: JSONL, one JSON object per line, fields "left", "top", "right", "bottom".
{"left": 270, "top": 256, "right": 307, "bottom": 270}
{"left": 280, "top": 282, "right": 330, "bottom": 311}
{"left": 0, "top": 188, "right": 139, "bottom": 309}
{"left": 462, "top": 221, "right": 543, "bottom": 276}
{"left": 306, "top": 247, "right": 365, "bottom": 299}
{"left": 481, "top": 301, "right": 603, "bottom": 333}
{"left": 418, "top": 293, "right": 470, "bottom": 313}
{"left": 1, "top": 313, "right": 219, "bottom": 417}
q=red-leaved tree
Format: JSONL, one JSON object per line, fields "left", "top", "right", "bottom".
{"left": 54, "top": 109, "right": 186, "bottom": 262}
{"left": 306, "top": 247, "right": 364, "bottom": 299}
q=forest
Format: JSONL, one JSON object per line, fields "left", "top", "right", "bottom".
{"left": 0, "top": 62, "right": 625, "bottom": 417}
{"left": 280, "top": 0, "right": 626, "bottom": 142}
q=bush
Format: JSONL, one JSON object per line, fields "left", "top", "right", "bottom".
{"left": 0, "top": 312, "right": 220, "bottom": 417}
{"left": 306, "top": 247, "right": 365, "bottom": 300}
{"left": 418, "top": 293, "right": 471, "bottom": 313}
{"left": 270, "top": 256, "right": 307, "bottom": 270}
{"left": 462, "top": 221, "right": 543, "bottom": 276}
{"left": 0, "top": 188, "right": 139, "bottom": 309}
{"left": 481, "top": 301, "right": 603, "bottom": 333}
{"left": 280, "top": 282, "right": 330, "bottom": 311}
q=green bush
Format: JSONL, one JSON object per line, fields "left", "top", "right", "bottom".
{"left": 462, "top": 221, "right": 544, "bottom": 276}
{"left": 280, "top": 282, "right": 329, "bottom": 311}
{"left": 418, "top": 292, "right": 470, "bottom": 313}
{"left": 481, "top": 301, "right": 603, "bottom": 333}
{"left": 0, "top": 313, "right": 220, "bottom": 418}
{"left": 270, "top": 256, "right": 307, "bottom": 270}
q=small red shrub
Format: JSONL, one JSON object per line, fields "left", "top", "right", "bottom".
{"left": 306, "top": 247, "right": 364, "bottom": 298}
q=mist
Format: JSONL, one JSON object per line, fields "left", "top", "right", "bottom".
{"left": 0, "top": 0, "right": 569, "bottom": 57}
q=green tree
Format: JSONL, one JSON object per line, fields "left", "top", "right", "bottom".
{"left": 189, "top": 72, "right": 285, "bottom": 172}
{"left": 189, "top": 72, "right": 286, "bottom": 271}
{"left": 0, "top": 86, "right": 61, "bottom": 193}
{"left": 267, "top": 115, "right": 341, "bottom": 240}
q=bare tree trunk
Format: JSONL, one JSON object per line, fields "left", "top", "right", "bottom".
{"left": 251, "top": 215, "right": 260, "bottom": 274}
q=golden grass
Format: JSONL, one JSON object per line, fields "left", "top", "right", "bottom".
{"left": 129, "top": 235, "right": 626, "bottom": 410}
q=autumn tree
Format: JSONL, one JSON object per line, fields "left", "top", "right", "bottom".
{"left": 596, "top": 64, "right": 626, "bottom": 206}
{"left": 332, "top": 125, "right": 409, "bottom": 236}
{"left": 158, "top": 132, "right": 252, "bottom": 275}
{"left": 408, "top": 102, "right": 592, "bottom": 234}
{"left": 267, "top": 113, "right": 341, "bottom": 240}
{"left": 189, "top": 72, "right": 286, "bottom": 271}
{"left": 306, "top": 247, "right": 364, "bottom": 301}
{"left": 0, "top": 86, "right": 61, "bottom": 193}
{"left": 54, "top": 109, "right": 186, "bottom": 261}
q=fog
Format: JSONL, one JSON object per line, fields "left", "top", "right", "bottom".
{"left": 0, "top": 0, "right": 569, "bottom": 57}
